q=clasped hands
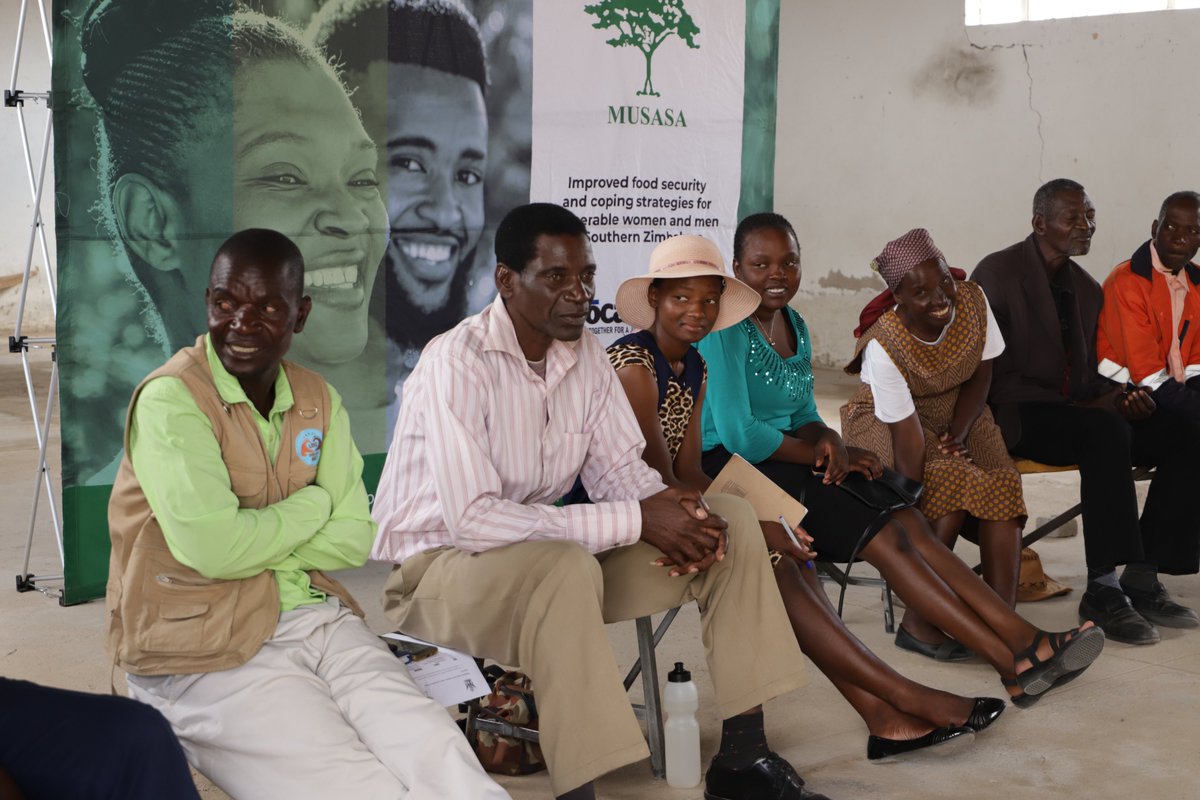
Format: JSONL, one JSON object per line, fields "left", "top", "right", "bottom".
{"left": 639, "top": 487, "right": 728, "bottom": 577}
{"left": 937, "top": 431, "right": 971, "bottom": 459}
{"left": 1115, "top": 385, "right": 1155, "bottom": 421}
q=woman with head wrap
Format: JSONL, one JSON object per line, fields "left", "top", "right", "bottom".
{"left": 842, "top": 229, "right": 1026, "bottom": 661}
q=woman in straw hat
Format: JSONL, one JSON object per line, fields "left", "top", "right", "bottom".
{"left": 611, "top": 234, "right": 999, "bottom": 760}
{"left": 696, "top": 214, "right": 1104, "bottom": 709}
{"left": 842, "top": 229, "right": 1027, "bottom": 662}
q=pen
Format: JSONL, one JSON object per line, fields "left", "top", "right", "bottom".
{"left": 777, "top": 515, "right": 815, "bottom": 570}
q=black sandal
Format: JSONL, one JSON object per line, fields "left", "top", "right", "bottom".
{"left": 1002, "top": 667, "right": 1086, "bottom": 708}
{"left": 1013, "top": 626, "right": 1105, "bottom": 699}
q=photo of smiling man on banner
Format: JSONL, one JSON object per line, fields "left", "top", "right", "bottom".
{"left": 383, "top": 0, "right": 490, "bottom": 419}
{"left": 381, "top": 0, "right": 532, "bottom": 424}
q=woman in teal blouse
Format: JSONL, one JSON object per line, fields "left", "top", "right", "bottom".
{"left": 700, "top": 216, "right": 884, "bottom": 564}
{"left": 700, "top": 213, "right": 1106, "bottom": 708}
{"left": 698, "top": 302, "right": 822, "bottom": 460}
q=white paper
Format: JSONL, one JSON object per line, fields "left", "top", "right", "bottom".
{"left": 381, "top": 632, "right": 490, "bottom": 708}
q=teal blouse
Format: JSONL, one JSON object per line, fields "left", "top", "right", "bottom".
{"left": 699, "top": 306, "right": 821, "bottom": 463}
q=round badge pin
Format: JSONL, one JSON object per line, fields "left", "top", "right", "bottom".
{"left": 296, "top": 428, "right": 323, "bottom": 467}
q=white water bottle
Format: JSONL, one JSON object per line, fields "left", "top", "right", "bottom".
{"left": 663, "top": 661, "right": 701, "bottom": 788}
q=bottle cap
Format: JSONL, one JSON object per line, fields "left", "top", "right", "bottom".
{"left": 668, "top": 661, "right": 691, "bottom": 682}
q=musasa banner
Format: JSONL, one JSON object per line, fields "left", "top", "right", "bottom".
{"left": 51, "top": 0, "right": 780, "bottom": 603}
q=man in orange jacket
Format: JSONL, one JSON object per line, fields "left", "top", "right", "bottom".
{"left": 1095, "top": 190, "right": 1200, "bottom": 629}
{"left": 1099, "top": 191, "right": 1200, "bottom": 409}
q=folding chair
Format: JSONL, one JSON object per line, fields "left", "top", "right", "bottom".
{"left": 816, "top": 562, "right": 896, "bottom": 633}
{"left": 461, "top": 608, "right": 681, "bottom": 779}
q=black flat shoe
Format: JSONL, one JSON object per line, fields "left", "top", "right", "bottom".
{"left": 704, "top": 752, "right": 830, "bottom": 800}
{"left": 894, "top": 625, "right": 975, "bottom": 662}
{"left": 964, "top": 697, "right": 1005, "bottom": 732}
{"left": 866, "top": 726, "right": 975, "bottom": 762}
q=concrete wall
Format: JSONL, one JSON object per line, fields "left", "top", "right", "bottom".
{"left": 776, "top": 0, "right": 1200, "bottom": 366}
{"left": 0, "top": 0, "right": 55, "bottom": 334}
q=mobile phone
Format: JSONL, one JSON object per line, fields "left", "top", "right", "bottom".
{"left": 383, "top": 638, "right": 438, "bottom": 662}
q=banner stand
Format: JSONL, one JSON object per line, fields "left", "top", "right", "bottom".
{"left": 6, "top": 0, "right": 63, "bottom": 601}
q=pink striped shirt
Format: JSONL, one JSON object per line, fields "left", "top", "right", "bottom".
{"left": 371, "top": 296, "right": 666, "bottom": 563}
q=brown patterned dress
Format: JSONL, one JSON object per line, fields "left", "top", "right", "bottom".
{"left": 840, "top": 281, "right": 1026, "bottom": 522}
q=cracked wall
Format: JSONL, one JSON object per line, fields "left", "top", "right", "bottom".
{"left": 773, "top": 0, "right": 1200, "bottom": 367}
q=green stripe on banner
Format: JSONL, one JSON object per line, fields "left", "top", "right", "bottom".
{"left": 361, "top": 453, "right": 385, "bottom": 509}
{"left": 739, "top": 0, "right": 782, "bottom": 220}
{"left": 61, "top": 486, "right": 112, "bottom": 606}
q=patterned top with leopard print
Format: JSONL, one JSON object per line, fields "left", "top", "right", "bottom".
{"left": 607, "top": 330, "right": 707, "bottom": 460}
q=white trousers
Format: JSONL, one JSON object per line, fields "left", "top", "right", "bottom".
{"left": 127, "top": 599, "right": 508, "bottom": 800}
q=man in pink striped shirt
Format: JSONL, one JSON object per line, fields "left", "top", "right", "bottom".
{"left": 372, "top": 204, "right": 819, "bottom": 800}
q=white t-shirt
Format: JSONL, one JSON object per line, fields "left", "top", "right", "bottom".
{"left": 860, "top": 293, "right": 1005, "bottom": 423}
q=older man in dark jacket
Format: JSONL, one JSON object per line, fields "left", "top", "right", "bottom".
{"left": 972, "top": 178, "right": 1200, "bottom": 645}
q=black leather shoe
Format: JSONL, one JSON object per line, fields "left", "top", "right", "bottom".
{"left": 964, "top": 697, "right": 1005, "bottom": 733}
{"left": 1120, "top": 580, "right": 1200, "bottom": 629}
{"left": 866, "top": 725, "right": 974, "bottom": 761}
{"left": 704, "top": 752, "right": 830, "bottom": 800}
{"left": 894, "top": 625, "right": 975, "bottom": 662}
{"left": 1079, "top": 585, "right": 1159, "bottom": 645}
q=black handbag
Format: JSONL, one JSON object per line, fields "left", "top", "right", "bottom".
{"left": 822, "top": 466, "right": 923, "bottom": 512}
{"left": 812, "top": 466, "right": 924, "bottom": 617}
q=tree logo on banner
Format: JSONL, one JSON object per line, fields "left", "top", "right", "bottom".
{"left": 584, "top": 0, "right": 700, "bottom": 98}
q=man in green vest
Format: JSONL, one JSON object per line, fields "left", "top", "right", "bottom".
{"left": 105, "top": 229, "right": 506, "bottom": 799}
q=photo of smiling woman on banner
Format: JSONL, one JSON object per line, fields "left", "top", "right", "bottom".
{"left": 63, "top": 0, "right": 385, "bottom": 483}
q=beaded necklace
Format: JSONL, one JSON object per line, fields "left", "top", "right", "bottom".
{"left": 743, "top": 307, "right": 814, "bottom": 403}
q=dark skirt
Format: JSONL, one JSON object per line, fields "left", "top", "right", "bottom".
{"left": 701, "top": 446, "right": 890, "bottom": 563}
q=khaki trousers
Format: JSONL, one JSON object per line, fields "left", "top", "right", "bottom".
{"left": 127, "top": 599, "right": 509, "bottom": 800}
{"left": 382, "top": 493, "right": 807, "bottom": 794}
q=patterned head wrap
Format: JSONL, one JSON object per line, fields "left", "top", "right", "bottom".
{"left": 870, "top": 228, "right": 945, "bottom": 291}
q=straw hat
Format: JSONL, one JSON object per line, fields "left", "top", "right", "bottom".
{"left": 615, "top": 235, "right": 761, "bottom": 332}
{"left": 1016, "top": 547, "right": 1072, "bottom": 602}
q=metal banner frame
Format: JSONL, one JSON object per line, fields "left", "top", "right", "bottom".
{"left": 6, "top": 0, "right": 62, "bottom": 600}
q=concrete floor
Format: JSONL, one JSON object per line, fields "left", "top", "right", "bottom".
{"left": 3, "top": 353, "right": 1199, "bottom": 799}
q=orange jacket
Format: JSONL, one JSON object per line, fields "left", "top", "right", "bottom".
{"left": 1097, "top": 241, "right": 1200, "bottom": 389}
